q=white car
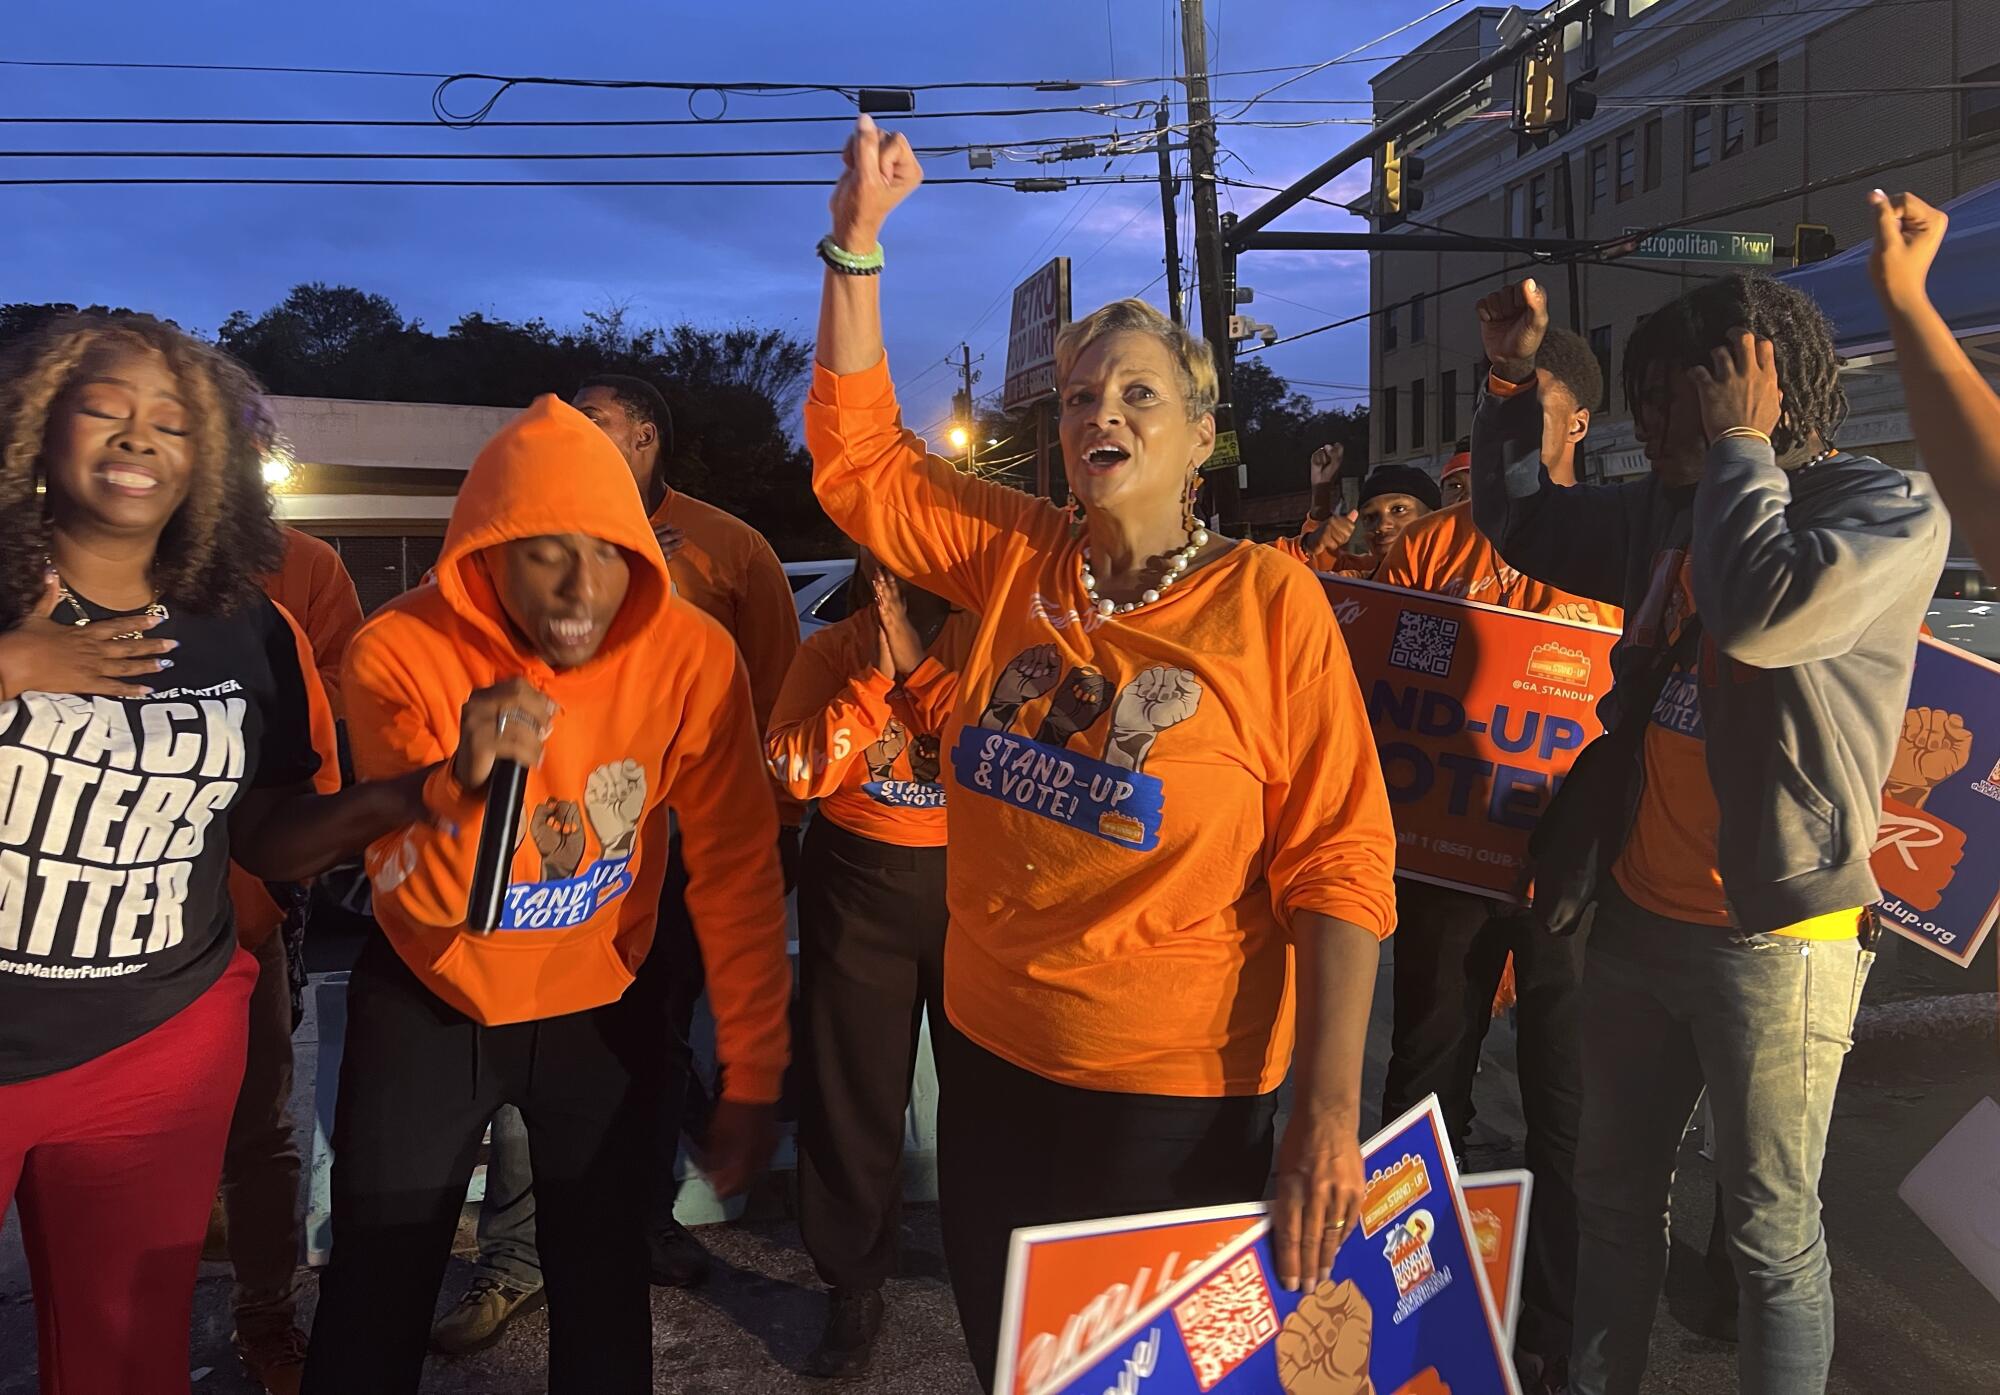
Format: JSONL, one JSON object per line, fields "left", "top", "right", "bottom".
{"left": 784, "top": 559, "right": 858, "bottom": 640}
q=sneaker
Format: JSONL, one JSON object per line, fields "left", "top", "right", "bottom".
{"left": 1514, "top": 1351, "right": 1570, "bottom": 1395}
{"left": 648, "top": 1217, "right": 713, "bottom": 1288}
{"left": 802, "top": 1288, "right": 884, "bottom": 1380}
{"left": 203, "top": 1193, "right": 230, "bottom": 1264}
{"left": 234, "top": 1325, "right": 308, "bottom": 1395}
{"left": 429, "top": 1276, "right": 547, "bottom": 1356}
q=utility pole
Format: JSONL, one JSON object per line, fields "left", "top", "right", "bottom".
{"left": 1180, "top": 0, "right": 1239, "bottom": 526}
{"left": 951, "top": 342, "right": 981, "bottom": 473}
{"left": 1154, "top": 102, "right": 1184, "bottom": 326}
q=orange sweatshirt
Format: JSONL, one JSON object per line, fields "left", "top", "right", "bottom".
{"left": 808, "top": 357, "right": 1397, "bottom": 1098}
{"left": 1374, "top": 503, "right": 1625, "bottom": 629}
{"left": 650, "top": 488, "right": 803, "bottom": 826}
{"left": 227, "top": 603, "right": 343, "bottom": 950}
{"left": 343, "top": 396, "right": 791, "bottom": 1102}
{"left": 265, "top": 527, "right": 365, "bottom": 718}
{"left": 1271, "top": 525, "right": 1374, "bottom": 576}
{"left": 765, "top": 607, "right": 975, "bottom": 848}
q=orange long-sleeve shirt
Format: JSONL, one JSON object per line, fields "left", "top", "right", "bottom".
{"left": 650, "top": 488, "right": 803, "bottom": 826}
{"left": 807, "top": 357, "right": 1397, "bottom": 1098}
{"left": 1270, "top": 525, "right": 1375, "bottom": 576}
{"left": 766, "top": 607, "right": 974, "bottom": 848}
{"left": 345, "top": 396, "right": 791, "bottom": 1102}
{"left": 1374, "top": 503, "right": 1624, "bottom": 630}
{"left": 264, "top": 527, "right": 365, "bottom": 718}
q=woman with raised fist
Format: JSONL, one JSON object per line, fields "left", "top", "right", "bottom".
{"left": 806, "top": 114, "right": 1399, "bottom": 1390}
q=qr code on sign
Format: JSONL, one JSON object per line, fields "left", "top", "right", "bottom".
{"left": 1389, "top": 609, "right": 1461, "bottom": 678}
{"left": 1173, "top": 1250, "right": 1279, "bottom": 1391}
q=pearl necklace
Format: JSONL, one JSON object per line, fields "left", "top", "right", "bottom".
{"left": 1080, "top": 526, "right": 1208, "bottom": 617}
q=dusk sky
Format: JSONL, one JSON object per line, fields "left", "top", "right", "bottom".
{"left": 3, "top": 1, "right": 1475, "bottom": 438}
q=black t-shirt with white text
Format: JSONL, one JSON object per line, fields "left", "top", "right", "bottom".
{"left": 0, "top": 591, "right": 319, "bottom": 1083}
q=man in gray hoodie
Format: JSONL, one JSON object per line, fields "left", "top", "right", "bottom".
{"left": 1469, "top": 275, "right": 1945, "bottom": 1395}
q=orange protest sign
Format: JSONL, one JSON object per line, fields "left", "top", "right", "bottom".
{"left": 1460, "top": 1170, "right": 1533, "bottom": 1347}
{"left": 1325, "top": 576, "right": 1621, "bottom": 901}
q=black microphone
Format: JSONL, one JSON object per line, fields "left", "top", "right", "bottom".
{"left": 467, "top": 758, "right": 528, "bottom": 934}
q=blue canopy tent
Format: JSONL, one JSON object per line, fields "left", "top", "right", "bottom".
{"left": 1782, "top": 179, "right": 2000, "bottom": 361}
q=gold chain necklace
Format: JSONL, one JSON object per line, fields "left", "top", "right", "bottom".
{"left": 48, "top": 562, "right": 169, "bottom": 641}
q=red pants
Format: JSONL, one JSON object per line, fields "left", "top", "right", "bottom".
{"left": 0, "top": 950, "right": 255, "bottom": 1395}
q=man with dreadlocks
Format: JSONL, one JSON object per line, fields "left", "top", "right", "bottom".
{"left": 1470, "top": 275, "right": 1945, "bottom": 1395}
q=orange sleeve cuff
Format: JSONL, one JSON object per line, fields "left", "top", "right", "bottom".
{"left": 720, "top": 1062, "right": 787, "bottom": 1106}
{"left": 1294, "top": 894, "right": 1398, "bottom": 942}
{"left": 809, "top": 355, "right": 897, "bottom": 411}
{"left": 1486, "top": 371, "right": 1534, "bottom": 398}
{"left": 421, "top": 762, "right": 483, "bottom": 829}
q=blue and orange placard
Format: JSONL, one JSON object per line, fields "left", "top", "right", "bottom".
{"left": 993, "top": 1097, "right": 1519, "bottom": 1395}
{"left": 1459, "top": 1170, "right": 1533, "bottom": 1350}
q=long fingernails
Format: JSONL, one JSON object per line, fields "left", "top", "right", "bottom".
{"left": 157, "top": 658, "right": 174, "bottom": 670}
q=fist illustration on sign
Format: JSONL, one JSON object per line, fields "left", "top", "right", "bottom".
{"left": 585, "top": 759, "right": 647, "bottom": 859}
{"left": 979, "top": 644, "right": 1063, "bottom": 732}
{"left": 530, "top": 799, "right": 587, "bottom": 880}
{"left": 865, "top": 719, "right": 910, "bottom": 780}
{"left": 910, "top": 733, "right": 942, "bottom": 784}
{"left": 1886, "top": 707, "right": 1974, "bottom": 809}
{"left": 1105, "top": 666, "right": 1204, "bottom": 773}
{"left": 1034, "top": 666, "right": 1113, "bottom": 748}
{"left": 1276, "top": 1279, "right": 1376, "bottom": 1395}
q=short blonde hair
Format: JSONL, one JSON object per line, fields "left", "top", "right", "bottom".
{"left": 1054, "top": 298, "right": 1219, "bottom": 420}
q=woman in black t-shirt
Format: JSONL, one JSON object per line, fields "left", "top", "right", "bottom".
{"left": 0, "top": 314, "right": 429, "bottom": 1395}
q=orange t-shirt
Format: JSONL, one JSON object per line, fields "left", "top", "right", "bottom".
{"left": 766, "top": 607, "right": 974, "bottom": 848}
{"left": 1612, "top": 552, "right": 1857, "bottom": 940}
{"left": 651, "top": 488, "right": 804, "bottom": 826}
{"left": 263, "top": 528, "right": 365, "bottom": 718}
{"left": 1374, "top": 503, "right": 1624, "bottom": 629}
{"left": 808, "top": 357, "right": 1397, "bottom": 1097}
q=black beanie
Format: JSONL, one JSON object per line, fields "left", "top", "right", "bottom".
{"left": 1359, "top": 464, "right": 1441, "bottom": 511}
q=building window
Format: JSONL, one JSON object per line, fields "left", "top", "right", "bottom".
{"left": 1589, "top": 326, "right": 1613, "bottom": 411}
{"left": 1964, "top": 61, "right": 2000, "bottom": 142}
{"left": 1643, "top": 118, "right": 1663, "bottom": 190}
{"left": 1689, "top": 103, "right": 1714, "bottom": 170}
{"left": 1756, "top": 61, "right": 1781, "bottom": 144}
{"left": 1589, "top": 144, "right": 1609, "bottom": 210}
{"left": 1411, "top": 296, "right": 1426, "bottom": 342}
{"left": 1383, "top": 385, "right": 1399, "bottom": 454}
{"left": 1411, "top": 378, "right": 1427, "bottom": 451}
{"left": 1385, "top": 303, "right": 1398, "bottom": 350}
{"left": 1529, "top": 173, "right": 1549, "bottom": 233}
{"left": 1441, "top": 369, "right": 1459, "bottom": 443}
{"left": 1722, "top": 77, "right": 1747, "bottom": 158}
{"left": 1616, "top": 131, "right": 1637, "bottom": 201}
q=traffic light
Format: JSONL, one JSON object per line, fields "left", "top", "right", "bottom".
{"left": 1519, "top": 36, "right": 1568, "bottom": 134}
{"left": 1383, "top": 140, "right": 1425, "bottom": 221}
{"left": 1794, "top": 224, "right": 1837, "bottom": 266}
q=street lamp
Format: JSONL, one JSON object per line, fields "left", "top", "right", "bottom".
{"left": 947, "top": 425, "right": 970, "bottom": 452}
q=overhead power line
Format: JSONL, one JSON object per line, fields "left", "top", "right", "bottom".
{"left": 0, "top": 173, "right": 1163, "bottom": 189}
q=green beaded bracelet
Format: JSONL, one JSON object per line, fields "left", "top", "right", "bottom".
{"left": 817, "top": 234, "right": 885, "bottom": 275}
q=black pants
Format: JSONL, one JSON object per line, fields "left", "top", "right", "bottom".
{"left": 796, "top": 818, "right": 948, "bottom": 1293}
{"left": 303, "top": 937, "right": 658, "bottom": 1395}
{"left": 1381, "top": 876, "right": 1585, "bottom": 1365}
{"left": 935, "top": 1033, "right": 1278, "bottom": 1392}
{"left": 630, "top": 838, "right": 708, "bottom": 1232}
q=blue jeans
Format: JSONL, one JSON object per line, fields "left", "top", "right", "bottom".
{"left": 1570, "top": 887, "right": 1872, "bottom": 1395}
{"left": 473, "top": 1106, "right": 542, "bottom": 1291}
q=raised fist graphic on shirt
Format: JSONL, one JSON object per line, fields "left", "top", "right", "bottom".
{"left": 530, "top": 798, "right": 587, "bottom": 880}
{"left": 865, "top": 719, "right": 910, "bottom": 780}
{"left": 1103, "top": 667, "right": 1204, "bottom": 773}
{"left": 585, "top": 759, "right": 647, "bottom": 858}
{"left": 1276, "top": 1279, "right": 1378, "bottom": 1395}
{"left": 1033, "top": 666, "right": 1113, "bottom": 748}
{"left": 910, "top": 733, "right": 942, "bottom": 784}
{"left": 979, "top": 644, "right": 1062, "bottom": 731}
{"left": 1886, "top": 707, "right": 1975, "bottom": 809}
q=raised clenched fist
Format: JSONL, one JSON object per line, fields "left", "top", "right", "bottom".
{"left": 1104, "top": 666, "right": 1204, "bottom": 772}
{"left": 829, "top": 114, "right": 925, "bottom": 254}
{"left": 980, "top": 644, "right": 1062, "bottom": 731}
{"left": 1474, "top": 278, "right": 1549, "bottom": 384}
{"left": 1275, "top": 1279, "right": 1376, "bottom": 1395}
{"left": 1034, "top": 666, "right": 1113, "bottom": 748}
{"left": 1310, "top": 444, "right": 1345, "bottom": 487}
{"left": 530, "top": 798, "right": 586, "bottom": 880}
{"left": 865, "top": 719, "right": 910, "bottom": 780}
{"left": 1886, "top": 706, "right": 1974, "bottom": 809}
{"left": 585, "top": 759, "right": 647, "bottom": 858}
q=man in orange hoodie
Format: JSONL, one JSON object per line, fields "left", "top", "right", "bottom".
{"left": 1373, "top": 324, "right": 1612, "bottom": 1395}
{"left": 303, "top": 396, "right": 792, "bottom": 1395}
